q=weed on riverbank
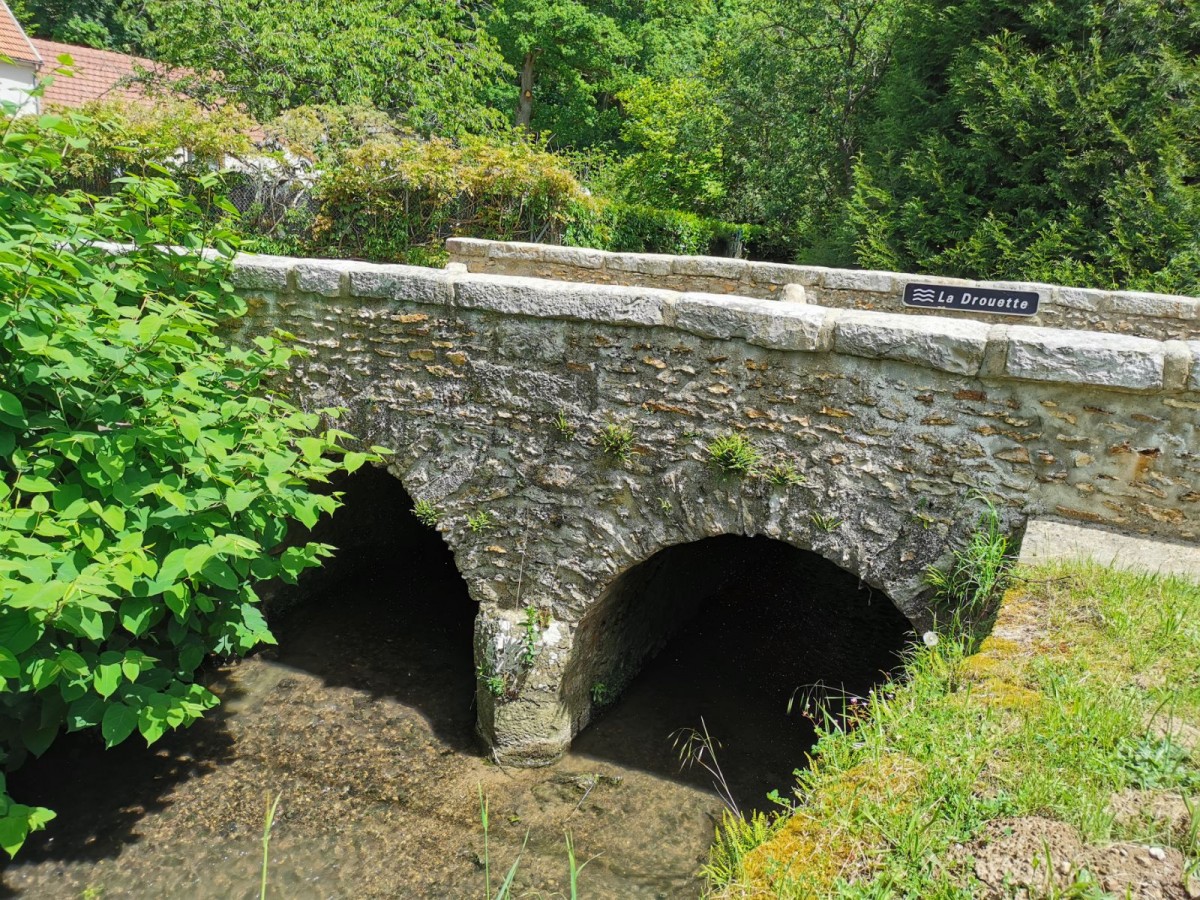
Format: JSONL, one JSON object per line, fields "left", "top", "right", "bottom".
{"left": 707, "top": 562, "right": 1200, "bottom": 897}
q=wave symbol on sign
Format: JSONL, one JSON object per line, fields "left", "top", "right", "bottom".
{"left": 910, "top": 288, "right": 936, "bottom": 301}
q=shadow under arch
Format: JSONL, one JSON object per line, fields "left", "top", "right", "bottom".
{"left": 562, "top": 535, "right": 915, "bottom": 810}
{"left": 272, "top": 463, "right": 482, "bottom": 753}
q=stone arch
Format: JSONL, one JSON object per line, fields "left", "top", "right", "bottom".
{"left": 558, "top": 531, "right": 916, "bottom": 741}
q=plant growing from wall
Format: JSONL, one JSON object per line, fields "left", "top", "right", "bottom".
{"left": 0, "top": 104, "right": 379, "bottom": 855}
{"left": 520, "top": 606, "right": 543, "bottom": 668}
{"left": 926, "top": 496, "right": 1011, "bottom": 642}
{"left": 468, "top": 510, "right": 494, "bottom": 533}
{"left": 763, "top": 461, "right": 805, "bottom": 487}
{"left": 477, "top": 663, "right": 507, "bottom": 699}
{"left": 412, "top": 499, "right": 442, "bottom": 528}
{"left": 707, "top": 432, "right": 760, "bottom": 476}
{"left": 810, "top": 512, "right": 843, "bottom": 533}
{"left": 590, "top": 683, "right": 612, "bottom": 706}
{"left": 553, "top": 410, "right": 576, "bottom": 442}
{"left": 598, "top": 422, "right": 634, "bottom": 462}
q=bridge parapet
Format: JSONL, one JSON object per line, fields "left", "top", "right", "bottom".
{"left": 231, "top": 250, "right": 1200, "bottom": 763}
{"left": 447, "top": 237, "right": 1200, "bottom": 341}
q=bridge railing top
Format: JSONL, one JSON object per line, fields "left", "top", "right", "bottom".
{"left": 230, "top": 250, "right": 1199, "bottom": 396}
{"left": 444, "top": 237, "right": 1200, "bottom": 343}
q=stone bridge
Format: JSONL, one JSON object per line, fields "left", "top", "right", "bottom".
{"left": 231, "top": 239, "right": 1200, "bottom": 764}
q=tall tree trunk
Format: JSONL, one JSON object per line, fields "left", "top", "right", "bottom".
{"left": 515, "top": 50, "right": 539, "bottom": 129}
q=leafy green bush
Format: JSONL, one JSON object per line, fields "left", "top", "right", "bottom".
{"left": 0, "top": 105, "right": 373, "bottom": 854}
{"left": 33, "top": 97, "right": 258, "bottom": 187}
{"left": 306, "top": 133, "right": 588, "bottom": 265}
{"left": 564, "top": 199, "right": 756, "bottom": 258}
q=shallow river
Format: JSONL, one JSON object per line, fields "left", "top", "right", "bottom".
{"left": 3, "top": 511, "right": 910, "bottom": 899}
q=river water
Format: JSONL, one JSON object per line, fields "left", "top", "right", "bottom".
{"left": 3, "top": 482, "right": 912, "bottom": 899}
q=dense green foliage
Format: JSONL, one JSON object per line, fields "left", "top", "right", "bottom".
{"left": 139, "top": 0, "right": 509, "bottom": 131}
{"left": 0, "top": 105, "right": 376, "bottom": 855}
{"left": 303, "top": 134, "right": 588, "bottom": 265}
{"left": 13, "top": 0, "right": 1200, "bottom": 282}
{"left": 848, "top": 0, "right": 1200, "bottom": 291}
{"left": 9, "top": 0, "right": 143, "bottom": 50}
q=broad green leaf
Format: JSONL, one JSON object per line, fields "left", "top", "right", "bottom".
{"left": 93, "top": 663, "right": 122, "bottom": 699}
{"left": 101, "top": 703, "right": 138, "bottom": 748}
{"left": 119, "top": 595, "right": 157, "bottom": 636}
{"left": 0, "top": 390, "right": 24, "bottom": 428}
{"left": 99, "top": 505, "right": 126, "bottom": 532}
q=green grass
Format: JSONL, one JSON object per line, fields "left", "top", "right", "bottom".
{"left": 706, "top": 562, "right": 1200, "bottom": 897}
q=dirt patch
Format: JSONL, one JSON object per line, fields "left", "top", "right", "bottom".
{"left": 955, "top": 816, "right": 1190, "bottom": 899}
{"left": 1111, "top": 790, "right": 1196, "bottom": 843}
{"left": 1151, "top": 720, "right": 1200, "bottom": 752}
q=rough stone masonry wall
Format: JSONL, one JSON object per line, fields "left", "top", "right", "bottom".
{"left": 231, "top": 251, "right": 1200, "bottom": 764}
{"left": 447, "top": 238, "right": 1200, "bottom": 341}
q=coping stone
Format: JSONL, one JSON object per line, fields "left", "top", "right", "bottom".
{"left": 294, "top": 259, "right": 361, "bottom": 297}
{"left": 1005, "top": 327, "right": 1164, "bottom": 390}
{"left": 822, "top": 269, "right": 897, "bottom": 294}
{"left": 453, "top": 274, "right": 669, "bottom": 327}
{"left": 348, "top": 262, "right": 454, "bottom": 306}
{"left": 230, "top": 253, "right": 292, "bottom": 292}
{"left": 673, "top": 293, "right": 829, "bottom": 352}
{"left": 833, "top": 309, "right": 989, "bottom": 375}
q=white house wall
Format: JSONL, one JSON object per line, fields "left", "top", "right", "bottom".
{"left": 0, "top": 60, "right": 37, "bottom": 115}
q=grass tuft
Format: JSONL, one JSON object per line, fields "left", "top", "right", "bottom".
{"left": 707, "top": 432, "right": 760, "bottom": 476}
{"left": 598, "top": 422, "right": 634, "bottom": 461}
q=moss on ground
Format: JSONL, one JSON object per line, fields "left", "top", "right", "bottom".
{"left": 705, "top": 562, "right": 1200, "bottom": 898}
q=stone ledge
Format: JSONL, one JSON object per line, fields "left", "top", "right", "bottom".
{"left": 444, "top": 239, "right": 1200, "bottom": 329}
{"left": 229, "top": 253, "right": 292, "bottom": 292}
{"left": 670, "top": 255, "right": 747, "bottom": 280}
{"left": 294, "top": 259, "right": 362, "bottom": 298}
{"left": 673, "top": 293, "right": 829, "bottom": 352}
{"left": 347, "top": 262, "right": 455, "bottom": 305}
{"left": 1004, "top": 327, "right": 1165, "bottom": 391}
{"left": 606, "top": 252, "right": 673, "bottom": 276}
{"left": 822, "top": 269, "right": 898, "bottom": 294}
{"left": 834, "top": 310, "right": 989, "bottom": 376}
{"left": 444, "top": 236, "right": 490, "bottom": 258}
{"left": 453, "top": 273, "right": 671, "bottom": 327}
{"left": 1107, "top": 291, "right": 1200, "bottom": 321}
{"left": 226, "top": 251, "right": 1199, "bottom": 394}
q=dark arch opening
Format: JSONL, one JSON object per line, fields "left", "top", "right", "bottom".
{"left": 268, "top": 464, "right": 480, "bottom": 751}
{"left": 564, "top": 535, "right": 914, "bottom": 811}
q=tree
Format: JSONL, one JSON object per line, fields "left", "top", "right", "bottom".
{"left": 10, "top": 0, "right": 145, "bottom": 51}
{"left": 707, "top": 0, "right": 903, "bottom": 260}
{"left": 0, "top": 101, "right": 378, "bottom": 854}
{"left": 486, "top": 0, "right": 637, "bottom": 148}
{"left": 140, "top": 0, "right": 509, "bottom": 132}
{"left": 847, "top": 0, "right": 1200, "bottom": 292}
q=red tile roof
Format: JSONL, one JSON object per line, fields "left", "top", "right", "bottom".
{"left": 30, "top": 39, "right": 168, "bottom": 108}
{"left": 0, "top": 0, "right": 39, "bottom": 67}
